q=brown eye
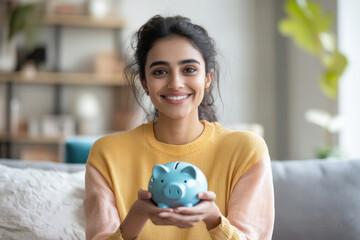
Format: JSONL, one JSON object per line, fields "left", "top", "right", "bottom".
{"left": 153, "top": 69, "right": 167, "bottom": 75}
{"left": 183, "top": 67, "right": 196, "bottom": 73}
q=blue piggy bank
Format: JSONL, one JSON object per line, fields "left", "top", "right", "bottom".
{"left": 148, "top": 161, "right": 208, "bottom": 208}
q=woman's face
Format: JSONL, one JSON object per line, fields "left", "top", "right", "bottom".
{"left": 143, "top": 36, "right": 212, "bottom": 121}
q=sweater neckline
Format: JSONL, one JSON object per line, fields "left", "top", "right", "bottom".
{"left": 143, "top": 120, "right": 214, "bottom": 156}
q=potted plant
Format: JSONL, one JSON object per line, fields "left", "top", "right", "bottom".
{"left": 0, "top": 1, "right": 43, "bottom": 72}
{"left": 278, "top": 0, "right": 348, "bottom": 158}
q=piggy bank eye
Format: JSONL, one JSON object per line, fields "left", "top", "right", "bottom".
{"left": 184, "top": 180, "right": 187, "bottom": 183}
{"left": 161, "top": 180, "right": 164, "bottom": 183}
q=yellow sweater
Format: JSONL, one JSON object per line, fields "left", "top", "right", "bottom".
{"left": 88, "top": 120, "right": 268, "bottom": 240}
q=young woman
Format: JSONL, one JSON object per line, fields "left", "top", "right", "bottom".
{"left": 84, "top": 15, "right": 274, "bottom": 240}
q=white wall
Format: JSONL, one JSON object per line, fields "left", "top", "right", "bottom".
{"left": 338, "top": 0, "right": 360, "bottom": 158}
{"left": 286, "top": 41, "right": 329, "bottom": 159}
{"left": 253, "top": 0, "right": 277, "bottom": 158}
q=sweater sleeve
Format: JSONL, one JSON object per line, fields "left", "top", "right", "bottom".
{"left": 105, "top": 228, "right": 123, "bottom": 240}
{"left": 209, "top": 155, "right": 274, "bottom": 240}
{"left": 84, "top": 164, "right": 121, "bottom": 240}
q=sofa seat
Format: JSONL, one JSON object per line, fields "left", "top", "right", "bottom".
{"left": 272, "top": 159, "right": 360, "bottom": 240}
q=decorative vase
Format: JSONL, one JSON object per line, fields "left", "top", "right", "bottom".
{"left": 0, "top": 40, "right": 17, "bottom": 72}
{"left": 88, "top": 0, "right": 111, "bottom": 19}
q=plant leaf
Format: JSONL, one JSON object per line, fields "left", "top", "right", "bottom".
{"left": 319, "top": 32, "right": 336, "bottom": 52}
{"left": 323, "top": 50, "right": 348, "bottom": 75}
{"left": 320, "top": 71, "right": 338, "bottom": 99}
{"left": 279, "top": 19, "right": 319, "bottom": 53}
{"left": 278, "top": 0, "right": 333, "bottom": 56}
{"left": 305, "top": 108, "right": 331, "bottom": 128}
{"left": 307, "top": 2, "right": 333, "bottom": 33}
{"left": 8, "top": 3, "right": 43, "bottom": 52}
{"left": 8, "top": 4, "right": 36, "bottom": 40}
{"left": 319, "top": 51, "right": 348, "bottom": 98}
{"left": 278, "top": 0, "right": 348, "bottom": 99}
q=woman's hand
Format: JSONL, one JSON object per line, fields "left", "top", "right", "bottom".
{"left": 155, "top": 191, "right": 222, "bottom": 230}
{"left": 120, "top": 189, "right": 174, "bottom": 239}
{"left": 132, "top": 189, "right": 174, "bottom": 225}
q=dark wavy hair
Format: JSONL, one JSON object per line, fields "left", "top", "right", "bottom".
{"left": 125, "top": 15, "right": 220, "bottom": 122}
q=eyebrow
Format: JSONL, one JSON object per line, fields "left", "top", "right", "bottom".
{"left": 149, "top": 59, "right": 201, "bottom": 69}
{"left": 179, "top": 59, "right": 201, "bottom": 65}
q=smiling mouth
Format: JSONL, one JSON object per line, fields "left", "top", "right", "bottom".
{"left": 163, "top": 94, "right": 191, "bottom": 101}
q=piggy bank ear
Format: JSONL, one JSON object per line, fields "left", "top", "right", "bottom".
{"left": 181, "top": 166, "right": 197, "bottom": 179}
{"left": 153, "top": 165, "right": 170, "bottom": 179}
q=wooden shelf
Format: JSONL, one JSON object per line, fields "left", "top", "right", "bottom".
{"left": 0, "top": 72, "right": 126, "bottom": 86}
{"left": 43, "top": 14, "right": 126, "bottom": 29}
{"left": 0, "top": 132, "right": 64, "bottom": 144}
{"left": 0, "top": 12, "right": 128, "bottom": 160}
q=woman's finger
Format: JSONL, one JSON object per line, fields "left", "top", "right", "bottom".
{"left": 198, "top": 191, "right": 216, "bottom": 200}
{"left": 158, "top": 212, "right": 202, "bottom": 228}
{"left": 175, "top": 201, "right": 210, "bottom": 215}
{"left": 174, "top": 191, "right": 216, "bottom": 214}
{"left": 138, "top": 189, "right": 152, "bottom": 199}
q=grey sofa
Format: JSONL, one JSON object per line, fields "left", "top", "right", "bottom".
{"left": 0, "top": 158, "right": 359, "bottom": 240}
{"left": 271, "top": 159, "right": 360, "bottom": 240}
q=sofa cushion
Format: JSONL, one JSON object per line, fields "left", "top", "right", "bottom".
{"left": 65, "top": 136, "right": 101, "bottom": 163}
{"left": 0, "top": 164, "right": 85, "bottom": 240}
{"left": 271, "top": 159, "right": 360, "bottom": 240}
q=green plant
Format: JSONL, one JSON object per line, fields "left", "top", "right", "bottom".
{"left": 7, "top": 2, "right": 43, "bottom": 52}
{"left": 278, "top": 0, "right": 348, "bottom": 158}
{"left": 278, "top": 0, "right": 347, "bottom": 99}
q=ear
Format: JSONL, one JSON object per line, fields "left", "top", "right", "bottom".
{"left": 181, "top": 166, "right": 197, "bottom": 179}
{"left": 141, "top": 79, "right": 148, "bottom": 92}
{"left": 153, "top": 164, "right": 170, "bottom": 179}
{"left": 205, "top": 70, "right": 213, "bottom": 89}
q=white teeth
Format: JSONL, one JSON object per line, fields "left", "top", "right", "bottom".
{"left": 166, "top": 95, "right": 188, "bottom": 101}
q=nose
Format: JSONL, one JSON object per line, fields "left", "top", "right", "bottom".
{"left": 167, "top": 72, "right": 184, "bottom": 89}
{"left": 163, "top": 183, "right": 185, "bottom": 199}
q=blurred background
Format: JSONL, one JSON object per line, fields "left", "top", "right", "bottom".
{"left": 0, "top": 0, "right": 358, "bottom": 162}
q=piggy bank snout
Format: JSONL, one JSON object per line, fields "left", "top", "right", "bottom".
{"left": 163, "top": 183, "right": 185, "bottom": 199}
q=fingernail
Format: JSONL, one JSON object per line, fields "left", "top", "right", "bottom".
{"left": 159, "top": 212, "right": 169, "bottom": 217}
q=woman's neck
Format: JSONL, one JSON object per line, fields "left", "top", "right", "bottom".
{"left": 154, "top": 115, "right": 204, "bottom": 145}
